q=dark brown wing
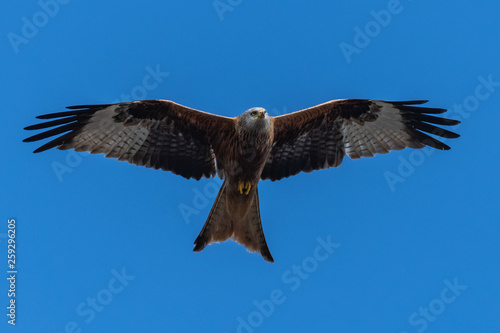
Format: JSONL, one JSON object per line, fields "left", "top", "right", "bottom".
{"left": 261, "top": 99, "right": 460, "bottom": 181}
{"left": 24, "top": 100, "right": 235, "bottom": 180}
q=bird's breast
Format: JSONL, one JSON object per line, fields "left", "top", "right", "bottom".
{"left": 224, "top": 130, "right": 273, "bottom": 182}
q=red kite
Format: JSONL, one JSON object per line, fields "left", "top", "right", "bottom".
{"left": 24, "top": 99, "right": 460, "bottom": 262}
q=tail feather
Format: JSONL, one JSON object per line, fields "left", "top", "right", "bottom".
{"left": 193, "top": 181, "right": 274, "bottom": 262}
{"left": 193, "top": 180, "right": 232, "bottom": 252}
{"left": 231, "top": 188, "right": 274, "bottom": 262}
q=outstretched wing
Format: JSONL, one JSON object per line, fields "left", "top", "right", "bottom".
{"left": 261, "top": 99, "right": 460, "bottom": 181}
{"left": 24, "top": 100, "right": 235, "bottom": 180}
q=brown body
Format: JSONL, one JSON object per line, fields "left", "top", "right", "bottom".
{"left": 194, "top": 111, "right": 276, "bottom": 262}
{"left": 24, "top": 99, "right": 460, "bottom": 262}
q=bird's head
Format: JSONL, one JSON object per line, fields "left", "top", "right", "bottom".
{"left": 239, "top": 107, "right": 270, "bottom": 133}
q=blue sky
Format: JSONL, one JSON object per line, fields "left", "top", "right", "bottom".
{"left": 2, "top": 0, "right": 499, "bottom": 332}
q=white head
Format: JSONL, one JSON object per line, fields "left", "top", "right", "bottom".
{"left": 239, "top": 107, "right": 270, "bottom": 133}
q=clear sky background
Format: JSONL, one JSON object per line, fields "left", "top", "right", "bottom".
{"left": 2, "top": 1, "right": 499, "bottom": 332}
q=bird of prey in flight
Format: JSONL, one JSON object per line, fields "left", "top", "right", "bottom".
{"left": 24, "top": 99, "right": 460, "bottom": 262}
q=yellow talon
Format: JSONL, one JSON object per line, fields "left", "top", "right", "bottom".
{"left": 244, "top": 182, "right": 251, "bottom": 195}
{"left": 238, "top": 181, "right": 252, "bottom": 195}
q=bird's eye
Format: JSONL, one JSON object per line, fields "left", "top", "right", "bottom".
{"left": 251, "top": 111, "right": 258, "bottom": 116}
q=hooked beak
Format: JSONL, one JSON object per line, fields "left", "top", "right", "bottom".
{"left": 258, "top": 110, "right": 266, "bottom": 118}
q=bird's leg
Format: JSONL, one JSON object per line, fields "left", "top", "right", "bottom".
{"left": 238, "top": 181, "right": 252, "bottom": 195}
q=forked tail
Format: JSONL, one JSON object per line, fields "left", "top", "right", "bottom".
{"left": 193, "top": 180, "right": 274, "bottom": 262}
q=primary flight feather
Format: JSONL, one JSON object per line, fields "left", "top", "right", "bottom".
{"left": 24, "top": 99, "right": 460, "bottom": 262}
